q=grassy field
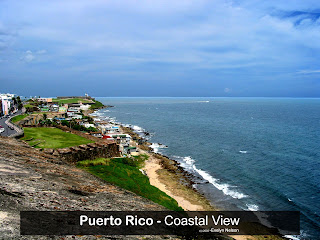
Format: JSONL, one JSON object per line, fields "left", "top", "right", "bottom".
{"left": 22, "top": 127, "right": 94, "bottom": 149}
{"left": 11, "top": 114, "right": 29, "bottom": 123}
{"left": 52, "top": 98, "right": 92, "bottom": 104}
{"left": 77, "top": 156, "right": 183, "bottom": 211}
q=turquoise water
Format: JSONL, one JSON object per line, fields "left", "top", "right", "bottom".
{"left": 96, "top": 97, "right": 320, "bottom": 239}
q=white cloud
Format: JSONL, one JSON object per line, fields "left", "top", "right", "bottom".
{"left": 19, "top": 49, "right": 47, "bottom": 62}
{"left": 224, "top": 88, "right": 232, "bottom": 93}
{"left": 297, "top": 70, "right": 320, "bottom": 74}
{"left": 20, "top": 50, "right": 35, "bottom": 62}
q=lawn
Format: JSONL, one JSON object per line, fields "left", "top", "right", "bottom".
{"left": 77, "top": 156, "right": 183, "bottom": 211}
{"left": 22, "top": 127, "right": 94, "bottom": 149}
{"left": 11, "top": 114, "right": 29, "bottom": 123}
{"left": 52, "top": 98, "right": 92, "bottom": 104}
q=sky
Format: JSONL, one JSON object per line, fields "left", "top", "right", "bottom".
{"left": 0, "top": 0, "right": 320, "bottom": 97}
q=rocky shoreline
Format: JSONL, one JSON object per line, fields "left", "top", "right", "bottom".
{"left": 120, "top": 125, "right": 215, "bottom": 210}
{"left": 90, "top": 107, "right": 215, "bottom": 212}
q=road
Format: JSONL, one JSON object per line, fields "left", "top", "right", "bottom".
{"left": 0, "top": 110, "right": 22, "bottom": 137}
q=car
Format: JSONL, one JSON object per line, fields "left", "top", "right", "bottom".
{"left": 9, "top": 125, "right": 14, "bottom": 130}
{"left": 0, "top": 127, "right": 4, "bottom": 133}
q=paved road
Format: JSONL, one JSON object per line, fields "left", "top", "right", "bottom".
{"left": 0, "top": 110, "right": 22, "bottom": 137}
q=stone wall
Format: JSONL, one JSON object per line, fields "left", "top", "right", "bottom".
{"left": 42, "top": 142, "right": 120, "bottom": 164}
{"left": 6, "top": 117, "right": 24, "bottom": 138}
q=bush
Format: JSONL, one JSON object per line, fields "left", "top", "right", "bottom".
{"left": 61, "top": 120, "right": 70, "bottom": 127}
{"left": 86, "top": 126, "right": 97, "bottom": 132}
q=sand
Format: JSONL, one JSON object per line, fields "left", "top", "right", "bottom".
{"left": 142, "top": 150, "right": 207, "bottom": 211}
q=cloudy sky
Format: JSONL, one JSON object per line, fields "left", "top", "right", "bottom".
{"left": 0, "top": 0, "right": 320, "bottom": 97}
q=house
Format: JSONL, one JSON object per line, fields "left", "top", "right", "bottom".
{"left": 123, "top": 146, "right": 138, "bottom": 155}
{"left": 80, "top": 104, "right": 91, "bottom": 111}
{"left": 98, "top": 124, "right": 120, "bottom": 134}
{"left": 50, "top": 104, "right": 59, "bottom": 112}
{"left": 72, "top": 114, "right": 82, "bottom": 119}
{"left": 90, "top": 131, "right": 102, "bottom": 138}
{"left": 37, "top": 98, "right": 52, "bottom": 103}
{"left": 59, "top": 107, "right": 67, "bottom": 113}
{"left": 68, "top": 107, "right": 80, "bottom": 113}
{"left": 103, "top": 134, "right": 131, "bottom": 145}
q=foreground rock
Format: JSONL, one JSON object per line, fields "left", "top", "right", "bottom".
{"left": 0, "top": 137, "right": 176, "bottom": 240}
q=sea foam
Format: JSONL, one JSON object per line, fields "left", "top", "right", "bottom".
{"left": 150, "top": 143, "right": 168, "bottom": 153}
{"left": 176, "top": 156, "right": 248, "bottom": 200}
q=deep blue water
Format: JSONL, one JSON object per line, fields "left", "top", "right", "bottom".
{"left": 96, "top": 97, "right": 320, "bottom": 239}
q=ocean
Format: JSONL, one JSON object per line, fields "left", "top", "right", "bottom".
{"left": 95, "top": 97, "right": 320, "bottom": 239}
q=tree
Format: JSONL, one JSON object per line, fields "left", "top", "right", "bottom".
{"left": 18, "top": 103, "right": 23, "bottom": 110}
{"left": 43, "top": 113, "right": 47, "bottom": 121}
{"left": 87, "top": 127, "right": 97, "bottom": 132}
{"left": 12, "top": 97, "right": 17, "bottom": 105}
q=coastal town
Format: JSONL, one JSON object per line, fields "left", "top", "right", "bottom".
{"left": 0, "top": 93, "right": 138, "bottom": 156}
{"left": 0, "top": 92, "right": 288, "bottom": 240}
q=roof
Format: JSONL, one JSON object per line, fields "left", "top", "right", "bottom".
{"left": 111, "top": 135, "right": 127, "bottom": 138}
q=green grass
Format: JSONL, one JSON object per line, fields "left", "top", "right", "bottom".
{"left": 77, "top": 158, "right": 111, "bottom": 167}
{"left": 52, "top": 98, "right": 92, "bottom": 104}
{"left": 77, "top": 157, "right": 183, "bottom": 211}
{"left": 90, "top": 100, "right": 104, "bottom": 110}
{"left": 22, "top": 127, "right": 94, "bottom": 149}
{"left": 24, "top": 104, "right": 34, "bottom": 108}
{"left": 11, "top": 114, "right": 29, "bottom": 123}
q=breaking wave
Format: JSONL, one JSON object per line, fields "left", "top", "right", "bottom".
{"left": 150, "top": 143, "right": 168, "bottom": 153}
{"left": 175, "top": 155, "right": 248, "bottom": 200}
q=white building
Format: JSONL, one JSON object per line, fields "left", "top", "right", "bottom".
{"left": 72, "top": 114, "right": 83, "bottom": 119}
{"left": 0, "top": 93, "right": 16, "bottom": 99}
{"left": 80, "top": 104, "right": 91, "bottom": 111}
{"left": 1, "top": 93, "right": 15, "bottom": 115}
{"left": 84, "top": 123, "right": 95, "bottom": 128}
{"left": 98, "top": 124, "right": 120, "bottom": 134}
{"left": 1, "top": 99, "right": 10, "bottom": 115}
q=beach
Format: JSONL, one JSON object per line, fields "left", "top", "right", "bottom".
{"left": 141, "top": 149, "right": 212, "bottom": 211}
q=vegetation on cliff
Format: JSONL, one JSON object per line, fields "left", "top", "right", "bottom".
{"left": 89, "top": 99, "right": 104, "bottom": 110}
{"left": 77, "top": 155, "right": 183, "bottom": 211}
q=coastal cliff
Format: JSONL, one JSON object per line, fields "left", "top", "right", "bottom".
{"left": 0, "top": 136, "right": 176, "bottom": 239}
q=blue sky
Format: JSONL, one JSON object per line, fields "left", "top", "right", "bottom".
{"left": 0, "top": 0, "right": 320, "bottom": 97}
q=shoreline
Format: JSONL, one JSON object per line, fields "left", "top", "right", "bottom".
{"left": 87, "top": 106, "right": 214, "bottom": 212}
{"left": 89, "top": 107, "right": 215, "bottom": 211}
{"left": 141, "top": 148, "right": 214, "bottom": 211}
